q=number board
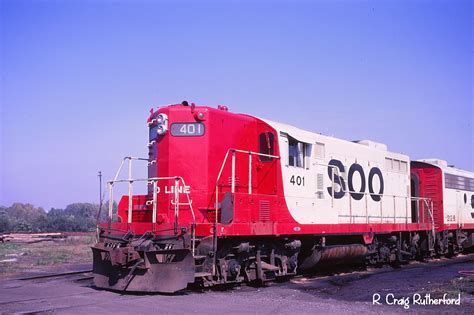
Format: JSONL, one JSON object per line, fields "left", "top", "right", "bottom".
{"left": 170, "top": 123, "right": 205, "bottom": 137}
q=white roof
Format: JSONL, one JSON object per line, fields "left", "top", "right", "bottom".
{"left": 261, "top": 118, "right": 409, "bottom": 159}
{"left": 417, "top": 159, "right": 474, "bottom": 177}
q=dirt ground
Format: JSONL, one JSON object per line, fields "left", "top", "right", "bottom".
{"left": 0, "top": 235, "right": 94, "bottom": 279}
{"left": 0, "top": 249, "right": 473, "bottom": 314}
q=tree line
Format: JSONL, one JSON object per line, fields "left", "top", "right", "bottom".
{"left": 0, "top": 202, "right": 116, "bottom": 233}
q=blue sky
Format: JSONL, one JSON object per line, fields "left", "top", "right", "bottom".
{"left": 1, "top": 0, "right": 472, "bottom": 210}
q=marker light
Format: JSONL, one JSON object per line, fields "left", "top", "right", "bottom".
{"left": 194, "top": 111, "right": 206, "bottom": 121}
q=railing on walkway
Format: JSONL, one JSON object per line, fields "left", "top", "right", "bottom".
{"left": 106, "top": 157, "right": 196, "bottom": 255}
{"left": 212, "top": 149, "right": 280, "bottom": 274}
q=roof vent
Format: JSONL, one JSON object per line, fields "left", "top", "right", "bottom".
{"left": 217, "top": 105, "right": 228, "bottom": 111}
{"left": 419, "top": 159, "right": 448, "bottom": 167}
{"left": 353, "top": 140, "right": 387, "bottom": 151}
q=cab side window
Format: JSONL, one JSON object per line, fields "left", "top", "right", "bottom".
{"left": 288, "top": 137, "right": 307, "bottom": 168}
{"left": 259, "top": 132, "right": 274, "bottom": 162}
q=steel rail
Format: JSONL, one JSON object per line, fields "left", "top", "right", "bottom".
{"left": 17, "top": 269, "right": 92, "bottom": 281}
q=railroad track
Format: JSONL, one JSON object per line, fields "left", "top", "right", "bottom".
{"left": 11, "top": 254, "right": 474, "bottom": 292}
{"left": 16, "top": 269, "right": 93, "bottom": 282}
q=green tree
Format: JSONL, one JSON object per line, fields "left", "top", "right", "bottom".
{"left": 0, "top": 206, "right": 11, "bottom": 232}
{"left": 6, "top": 203, "right": 47, "bottom": 232}
{"left": 1, "top": 201, "right": 119, "bottom": 233}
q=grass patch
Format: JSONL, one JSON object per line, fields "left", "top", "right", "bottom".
{"left": 0, "top": 235, "right": 94, "bottom": 279}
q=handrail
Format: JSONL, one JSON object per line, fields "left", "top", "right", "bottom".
{"left": 214, "top": 148, "right": 281, "bottom": 216}
{"left": 212, "top": 148, "right": 280, "bottom": 275}
{"left": 422, "top": 198, "right": 436, "bottom": 250}
{"left": 332, "top": 181, "right": 434, "bottom": 224}
{"left": 314, "top": 160, "right": 434, "bottom": 228}
{"left": 112, "top": 156, "right": 149, "bottom": 182}
{"left": 106, "top": 157, "right": 196, "bottom": 255}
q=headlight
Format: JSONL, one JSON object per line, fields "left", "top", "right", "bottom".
{"left": 157, "top": 113, "right": 168, "bottom": 124}
{"left": 153, "top": 113, "right": 168, "bottom": 136}
{"left": 157, "top": 125, "right": 167, "bottom": 135}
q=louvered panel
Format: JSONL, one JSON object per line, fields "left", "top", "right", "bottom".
{"left": 228, "top": 176, "right": 240, "bottom": 186}
{"left": 317, "top": 173, "right": 324, "bottom": 190}
{"left": 259, "top": 200, "right": 270, "bottom": 222}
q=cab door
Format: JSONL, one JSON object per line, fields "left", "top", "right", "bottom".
{"left": 256, "top": 125, "right": 277, "bottom": 195}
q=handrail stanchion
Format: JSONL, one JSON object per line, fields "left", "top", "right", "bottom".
{"left": 422, "top": 199, "right": 425, "bottom": 223}
{"left": 215, "top": 150, "right": 231, "bottom": 215}
{"left": 349, "top": 192, "right": 352, "bottom": 223}
{"left": 231, "top": 150, "right": 236, "bottom": 193}
{"left": 248, "top": 152, "right": 252, "bottom": 195}
{"left": 365, "top": 193, "right": 368, "bottom": 224}
{"left": 127, "top": 158, "right": 133, "bottom": 224}
{"left": 179, "top": 178, "right": 196, "bottom": 256}
{"left": 212, "top": 150, "right": 231, "bottom": 276}
{"left": 393, "top": 196, "right": 396, "bottom": 223}
{"left": 417, "top": 199, "right": 420, "bottom": 223}
{"left": 380, "top": 196, "right": 383, "bottom": 224}
{"left": 108, "top": 182, "right": 113, "bottom": 229}
{"left": 331, "top": 169, "right": 334, "bottom": 208}
{"left": 174, "top": 177, "right": 179, "bottom": 234}
{"left": 405, "top": 197, "right": 408, "bottom": 225}
{"left": 152, "top": 180, "right": 157, "bottom": 229}
{"left": 431, "top": 200, "right": 435, "bottom": 250}
{"left": 425, "top": 199, "right": 435, "bottom": 251}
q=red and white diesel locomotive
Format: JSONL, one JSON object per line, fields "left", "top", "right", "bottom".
{"left": 92, "top": 102, "right": 474, "bottom": 293}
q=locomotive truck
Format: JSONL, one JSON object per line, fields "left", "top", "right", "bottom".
{"left": 92, "top": 102, "right": 474, "bottom": 293}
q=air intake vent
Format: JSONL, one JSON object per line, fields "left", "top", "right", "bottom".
{"left": 316, "top": 173, "right": 324, "bottom": 199}
{"left": 259, "top": 200, "right": 270, "bottom": 222}
{"left": 317, "top": 173, "right": 324, "bottom": 190}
